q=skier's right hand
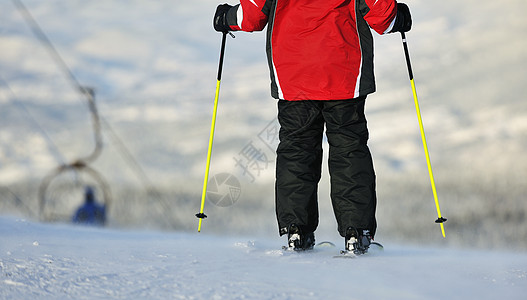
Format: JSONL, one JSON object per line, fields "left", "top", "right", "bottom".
{"left": 213, "top": 4, "right": 233, "bottom": 33}
{"left": 389, "top": 3, "right": 412, "bottom": 33}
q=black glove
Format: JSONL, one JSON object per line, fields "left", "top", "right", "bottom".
{"left": 213, "top": 4, "right": 233, "bottom": 33}
{"left": 389, "top": 3, "right": 412, "bottom": 33}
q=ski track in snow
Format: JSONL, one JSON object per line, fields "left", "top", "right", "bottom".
{"left": 1, "top": 217, "right": 526, "bottom": 300}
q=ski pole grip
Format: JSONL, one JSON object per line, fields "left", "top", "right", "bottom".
{"left": 401, "top": 32, "right": 414, "bottom": 81}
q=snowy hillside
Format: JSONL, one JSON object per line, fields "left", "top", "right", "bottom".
{"left": 1, "top": 216, "right": 527, "bottom": 300}
{"left": 1, "top": 0, "right": 527, "bottom": 252}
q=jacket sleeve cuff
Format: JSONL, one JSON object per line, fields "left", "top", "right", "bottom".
{"left": 226, "top": 4, "right": 241, "bottom": 31}
{"left": 383, "top": 14, "right": 397, "bottom": 34}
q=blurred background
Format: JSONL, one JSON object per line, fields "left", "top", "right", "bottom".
{"left": 1, "top": 0, "right": 526, "bottom": 250}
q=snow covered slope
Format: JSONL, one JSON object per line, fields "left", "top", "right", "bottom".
{"left": 1, "top": 216, "right": 526, "bottom": 300}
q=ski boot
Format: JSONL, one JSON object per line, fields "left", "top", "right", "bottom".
{"left": 284, "top": 224, "right": 315, "bottom": 251}
{"left": 344, "top": 227, "right": 371, "bottom": 255}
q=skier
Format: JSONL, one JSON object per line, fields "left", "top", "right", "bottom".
{"left": 213, "top": 1, "right": 412, "bottom": 253}
{"left": 72, "top": 186, "right": 106, "bottom": 226}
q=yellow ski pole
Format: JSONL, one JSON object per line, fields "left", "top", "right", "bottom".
{"left": 196, "top": 32, "right": 230, "bottom": 232}
{"left": 401, "top": 32, "right": 447, "bottom": 237}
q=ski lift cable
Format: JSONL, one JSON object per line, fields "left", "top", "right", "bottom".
{"left": 12, "top": 0, "right": 103, "bottom": 164}
{"left": 0, "top": 76, "right": 67, "bottom": 166}
{"left": 12, "top": 0, "right": 146, "bottom": 183}
{"left": 12, "top": 0, "right": 176, "bottom": 227}
{"left": 100, "top": 117, "right": 177, "bottom": 226}
{"left": 0, "top": 185, "right": 37, "bottom": 218}
{"left": 99, "top": 117, "right": 154, "bottom": 190}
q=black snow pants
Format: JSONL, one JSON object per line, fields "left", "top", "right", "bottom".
{"left": 275, "top": 96, "right": 377, "bottom": 238}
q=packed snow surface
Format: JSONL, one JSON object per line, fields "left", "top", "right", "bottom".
{"left": 1, "top": 217, "right": 526, "bottom": 299}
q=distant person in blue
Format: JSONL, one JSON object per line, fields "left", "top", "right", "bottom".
{"left": 72, "top": 186, "right": 106, "bottom": 226}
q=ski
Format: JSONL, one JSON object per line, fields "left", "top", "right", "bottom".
{"left": 280, "top": 240, "right": 382, "bottom": 258}
{"left": 334, "top": 251, "right": 358, "bottom": 259}
{"left": 281, "top": 245, "right": 314, "bottom": 252}
{"left": 315, "top": 241, "right": 336, "bottom": 248}
{"left": 334, "top": 242, "right": 384, "bottom": 258}
{"left": 281, "top": 241, "right": 335, "bottom": 253}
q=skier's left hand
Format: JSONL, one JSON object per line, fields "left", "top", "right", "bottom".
{"left": 213, "top": 3, "right": 233, "bottom": 33}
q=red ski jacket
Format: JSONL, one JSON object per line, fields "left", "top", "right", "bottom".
{"left": 225, "top": 0, "right": 398, "bottom": 100}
